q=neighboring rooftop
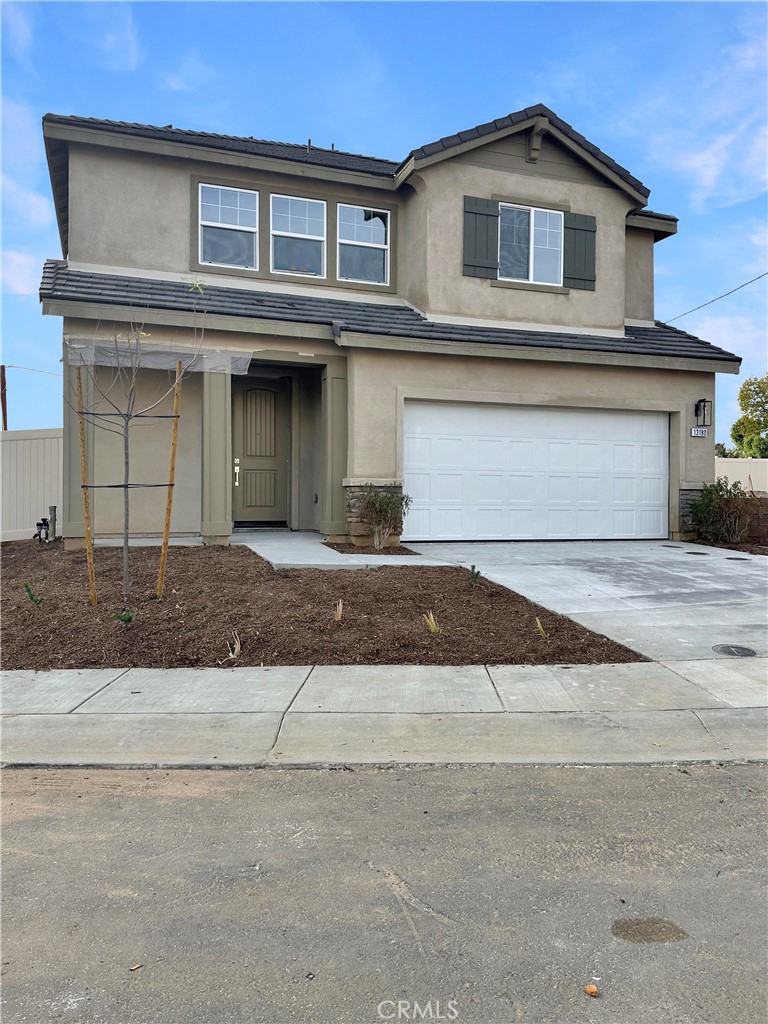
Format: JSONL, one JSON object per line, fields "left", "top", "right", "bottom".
{"left": 40, "top": 261, "right": 740, "bottom": 367}
{"left": 42, "top": 103, "right": 649, "bottom": 196}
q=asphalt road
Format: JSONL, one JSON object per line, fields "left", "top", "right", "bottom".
{"left": 2, "top": 764, "right": 766, "bottom": 1024}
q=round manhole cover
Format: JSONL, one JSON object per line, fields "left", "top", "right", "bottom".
{"left": 713, "top": 644, "right": 758, "bottom": 658}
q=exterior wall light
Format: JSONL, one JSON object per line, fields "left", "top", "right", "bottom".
{"left": 694, "top": 398, "right": 712, "bottom": 427}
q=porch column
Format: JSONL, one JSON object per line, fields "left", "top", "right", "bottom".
{"left": 320, "top": 357, "right": 348, "bottom": 536}
{"left": 201, "top": 370, "right": 232, "bottom": 544}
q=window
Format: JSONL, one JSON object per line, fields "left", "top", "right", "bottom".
{"left": 337, "top": 205, "right": 389, "bottom": 284}
{"left": 271, "top": 195, "right": 326, "bottom": 277}
{"left": 498, "top": 205, "right": 563, "bottom": 285}
{"left": 199, "top": 184, "right": 258, "bottom": 269}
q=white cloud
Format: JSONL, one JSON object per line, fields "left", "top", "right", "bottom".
{"left": 688, "top": 313, "right": 766, "bottom": 366}
{"left": 1, "top": 97, "right": 44, "bottom": 175}
{"left": 2, "top": 251, "right": 39, "bottom": 295}
{"left": 2, "top": 2, "right": 32, "bottom": 56}
{"left": 2, "top": 176, "right": 54, "bottom": 227}
{"left": 81, "top": 3, "right": 142, "bottom": 72}
{"left": 160, "top": 52, "right": 213, "bottom": 93}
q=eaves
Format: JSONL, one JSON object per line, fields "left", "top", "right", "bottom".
{"left": 43, "top": 123, "right": 399, "bottom": 192}
{"left": 336, "top": 330, "right": 741, "bottom": 375}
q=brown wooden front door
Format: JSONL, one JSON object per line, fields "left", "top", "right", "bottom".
{"left": 232, "top": 377, "right": 290, "bottom": 523}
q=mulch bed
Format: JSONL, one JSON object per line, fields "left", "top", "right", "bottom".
{"left": 1, "top": 540, "right": 647, "bottom": 670}
{"left": 324, "top": 543, "right": 417, "bottom": 555}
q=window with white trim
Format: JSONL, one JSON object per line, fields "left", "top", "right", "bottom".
{"left": 199, "top": 184, "right": 258, "bottom": 269}
{"left": 271, "top": 195, "right": 326, "bottom": 277}
{"left": 337, "top": 204, "right": 389, "bottom": 284}
{"left": 498, "top": 204, "right": 563, "bottom": 285}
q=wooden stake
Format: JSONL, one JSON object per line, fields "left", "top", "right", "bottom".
{"left": 156, "top": 361, "right": 183, "bottom": 599}
{"left": 75, "top": 367, "right": 98, "bottom": 606}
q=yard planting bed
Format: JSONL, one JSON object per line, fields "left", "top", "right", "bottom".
{"left": 2, "top": 541, "right": 646, "bottom": 670}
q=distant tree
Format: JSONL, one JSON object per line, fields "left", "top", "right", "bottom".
{"left": 715, "top": 442, "right": 738, "bottom": 458}
{"left": 729, "top": 373, "right": 768, "bottom": 458}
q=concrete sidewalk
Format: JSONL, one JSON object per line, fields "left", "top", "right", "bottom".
{"left": 2, "top": 660, "right": 766, "bottom": 768}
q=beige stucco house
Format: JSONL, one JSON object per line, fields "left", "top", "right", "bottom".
{"left": 41, "top": 104, "right": 740, "bottom": 545}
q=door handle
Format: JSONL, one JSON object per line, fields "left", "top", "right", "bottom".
{"left": 234, "top": 458, "right": 240, "bottom": 487}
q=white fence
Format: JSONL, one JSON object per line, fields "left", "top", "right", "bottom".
{"left": 714, "top": 457, "right": 768, "bottom": 492}
{"left": 1, "top": 429, "right": 63, "bottom": 541}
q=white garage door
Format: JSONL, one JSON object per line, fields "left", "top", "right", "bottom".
{"left": 402, "top": 402, "right": 668, "bottom": 541}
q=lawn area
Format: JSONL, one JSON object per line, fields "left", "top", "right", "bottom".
{"left": 2, "top": 541, "right": 647, "bottom": 669}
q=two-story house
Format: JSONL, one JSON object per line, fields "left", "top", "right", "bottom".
{"left": 40, "top": 104, "right": 740, "bottom": 546}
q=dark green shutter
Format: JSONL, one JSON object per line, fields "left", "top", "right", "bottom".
{"left": 563, "top": 213, "right": 596, "bottom": 290}
{"left": 463, "top": 196, "right": 499, "bottom": 278}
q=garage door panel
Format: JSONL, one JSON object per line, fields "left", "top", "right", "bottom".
{"left": 405, "top": 435, "right": 431, "bottom": 467}
{"left": 402, "top": 402, "right": 668, "bottom": 541}
{"left": 641, "top": 445, "right": 664, "bottom": 471}
{"left": 641, "top": 477, "right": 664, "bottom": 504}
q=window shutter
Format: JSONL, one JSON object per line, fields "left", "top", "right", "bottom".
{"left": 563, "top": 213, "right": 596, "bottom": 290}
{"left": 463, "top": 197, "right": 499, "bottom": 278}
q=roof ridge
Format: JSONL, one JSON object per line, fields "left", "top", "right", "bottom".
{"left": 42, "top": 113, "right": 400, "bottom": 168}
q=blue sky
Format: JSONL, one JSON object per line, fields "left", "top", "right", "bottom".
{"left": 2, "top": 0, "right": 766, "bottom": 440}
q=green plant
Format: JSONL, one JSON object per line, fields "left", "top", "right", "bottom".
{"left": 689, "top": 478, "right": 759, "bottom": 544}
{"left": 468, "top": 564, "right": 482, "bottom": 585}
{"left": 23, "top": 582, "right": 44, "bottom": 606}
{"left": 535, "top": 616, "right": 548, "bottom": 640}
{"left": 422, "top": 610, "right": 441, "bottom": 634}
{"left": 112, "top": 609, "right": 136, "bottom": 625}
{"left": 358, "top": 485, "right": 413, "bottom": 550}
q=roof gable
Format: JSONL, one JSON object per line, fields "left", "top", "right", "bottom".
{"left": 398, "top": 104, "right": 649, "bottom": 202}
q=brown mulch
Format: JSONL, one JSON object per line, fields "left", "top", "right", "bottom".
{"left": 1, "top": 540, "right": 647, "bottom": 670}
{"left": 324, "top": 542, "right": 417, "bottom": 555}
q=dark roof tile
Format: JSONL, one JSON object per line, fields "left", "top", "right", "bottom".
{"left": 44, "top": 105, "right": 650, "bottom": 196}
{"left": 40, "top": 262, "right": 739, "bottom": 366}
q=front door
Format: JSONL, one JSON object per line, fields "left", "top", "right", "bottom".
{"left": 232, "top": 377, "right": 290, "bottom": 524}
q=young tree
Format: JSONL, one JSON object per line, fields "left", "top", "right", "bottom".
{"left": 730, "top": 373, "right": 768, "bottom": 458}
{"left": 69, "top": 302, "right": 206, "bottom": 606}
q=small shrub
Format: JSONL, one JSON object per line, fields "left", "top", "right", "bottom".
{"left": 112, "top": 609, "right": 135, "bottom": 625}
{"left": 23, "top": 582, "right": 44, "bottom": 606}
{"left": 689, "top": 478, "right": 759, "bottom": 544}
{"left": 422, "top": 610, "right": 441, "bottom": 634}
{"left": 468, "top": 564, "right": 482, "bottom": 585}
{"left": 358, "top": 485, "right": 413, "bottom": 550}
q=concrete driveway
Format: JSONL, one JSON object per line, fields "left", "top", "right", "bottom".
{"left": 407, "top": 540, "right": 767, "bottom": 662}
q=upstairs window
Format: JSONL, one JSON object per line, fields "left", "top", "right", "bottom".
{"left": 337, "top": 205, "right": 389, "bottom": 285}
{"left": 199, "top": 184, "right": 258, "bottom": 269}
{"left": 498, "top": 205, "right": 563, "bottom": 286}
{"left": 271, "top": 195, "right": 326, "bottom": 277}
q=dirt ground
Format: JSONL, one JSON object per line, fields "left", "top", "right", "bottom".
{"left": 1, "top": 541, "right": 646, "bottom": 670}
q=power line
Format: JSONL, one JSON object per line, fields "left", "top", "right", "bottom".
{"left": 667, "top": 272, "right": 767, "bottom": 323}
{"left": 5, "top": 364, "right": 62, "bottom": 376}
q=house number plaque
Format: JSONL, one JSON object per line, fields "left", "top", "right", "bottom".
{"left": 690, "top": 427, "right": 708, "bottom": 437}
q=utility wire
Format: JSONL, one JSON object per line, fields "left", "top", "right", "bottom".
{"left": 667, "top": 272, "right": 767, "bottom": 323}
{"left": 5, "top": 364, "right": 62, "bottom": 376}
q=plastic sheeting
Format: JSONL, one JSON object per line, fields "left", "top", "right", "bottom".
{"left": 65, "top": 337, "right": 253, "bottom": 375}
